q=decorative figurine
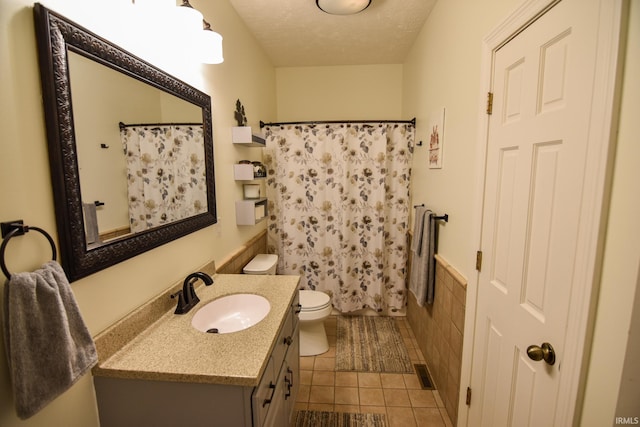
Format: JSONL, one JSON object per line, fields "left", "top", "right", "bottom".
{"left": 234, "top": 99, "right": 247, "bottom": 127}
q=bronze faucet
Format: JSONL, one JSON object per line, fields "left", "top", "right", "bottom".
{"left": 171, "top": 272, "right": 214, "bottom": 314}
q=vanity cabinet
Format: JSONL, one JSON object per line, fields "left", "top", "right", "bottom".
{"left": 94, "top": 292, "right": 300, "bottom": 427}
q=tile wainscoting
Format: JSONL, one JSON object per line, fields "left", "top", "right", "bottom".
{"left": 406, "top": 252, "right": 467, "bottom": 426}
{"left": 216, "top": 230, "right": 267, "bottom": 274}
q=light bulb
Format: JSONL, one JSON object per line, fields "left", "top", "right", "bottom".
{"left": 176, "top": 0, "right": 203, "bottom": 32}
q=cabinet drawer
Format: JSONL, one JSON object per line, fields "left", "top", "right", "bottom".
{"left": 252, "top": 355, "right": 275, "bottom": 427}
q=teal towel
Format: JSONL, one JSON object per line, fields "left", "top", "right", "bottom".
{"left": 3, "top": 261, "right": 97, "bottom": 419}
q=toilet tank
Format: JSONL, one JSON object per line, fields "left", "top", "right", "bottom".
{"left": 243, "top": 254, "right": 278, "bottom": 275}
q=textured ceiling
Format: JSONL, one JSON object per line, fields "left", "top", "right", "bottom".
{"left": 228, "top": 0, "right": 437, "bottom": 67}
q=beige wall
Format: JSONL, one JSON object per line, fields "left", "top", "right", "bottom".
{"left": 0, "top": 0, "right": 275, "bottom": 426}
{"left": 276, "top": 64, "right": 403, "bottom": 121}
{"left": 403, "top": 0, "right": 520, "bottom": 278}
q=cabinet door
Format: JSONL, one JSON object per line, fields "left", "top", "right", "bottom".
{"left": 263, "top": 366, "right": 287, "bottom": 427}
{"left": 283, "top": 325, "right": 300, "bottom": 424}
{"left": 252, "top": 356, "right": 275, "bottom": 427}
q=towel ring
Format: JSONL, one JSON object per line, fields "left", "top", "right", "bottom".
{"left": 0, "top": 224, "right": 57, "bottom": 279}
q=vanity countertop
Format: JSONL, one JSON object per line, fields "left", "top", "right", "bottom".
{"left": 92, "top": 274, "right": 300, "bottom": 387}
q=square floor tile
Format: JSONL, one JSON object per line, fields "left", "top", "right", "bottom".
{"left": 381, "top": 373, "right": 406, "bottom": 389}
{"left": 359, "top": 388, "right": 385, "bottom": 406}
{"left": 335, "top": 387, "right": 359, "bottom": 405}
{"left": 309, "top": 385, "right": 334, "bottom": 404}
{"left": 358, "top": 372, "right": 382, "bottom": 388}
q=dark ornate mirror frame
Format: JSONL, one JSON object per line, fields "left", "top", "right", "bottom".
{"left": 33, "top": 3, "right": 217, "bottom": 282}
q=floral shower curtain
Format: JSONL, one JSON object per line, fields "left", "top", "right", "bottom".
{"left": 264, "top": 123, "right": 415, "bottom": 314}
{"left": 120, "top": 124, "right": 207, "bottom": 233}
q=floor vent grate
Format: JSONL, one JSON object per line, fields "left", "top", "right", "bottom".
{"left": 414, "top": 363, "right": 435, "bottom": 390}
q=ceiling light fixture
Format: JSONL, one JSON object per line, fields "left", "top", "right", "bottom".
{"left": 316, "top": 0, "right": 372, "bottom": 15}
{"left": 133, "top": 0, "right": 224, "bottom": 64}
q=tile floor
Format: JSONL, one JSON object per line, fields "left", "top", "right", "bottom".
{"left": 292, "top": 316, "right": 453, "bottom": 427}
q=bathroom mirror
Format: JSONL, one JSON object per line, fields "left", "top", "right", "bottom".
{"left": 34, "top": 3, "right": 217, "bottom": 282}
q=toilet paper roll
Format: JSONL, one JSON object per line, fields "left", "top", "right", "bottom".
{"left": 254, "top": 205, "right": 265, "bottom": 220}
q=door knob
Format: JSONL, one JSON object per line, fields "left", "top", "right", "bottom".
{"left": 526, "top": 342, "right": 556, "bottom": 365}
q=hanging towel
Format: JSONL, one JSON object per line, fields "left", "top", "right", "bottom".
{"left": 3, "top": 261, "right": 97, "bottom": 419}
{"left": 82, "top": 202, "right": 101, "bottom": 245}
{"left": 410, "top": 206, "right": 427, "bottom": 256}
{"left": 409, "top": 208, "right": 437, "bottom": 306}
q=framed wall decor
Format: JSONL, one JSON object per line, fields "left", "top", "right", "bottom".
{"left": 427, "top": 107, "right": 445, "bottom": 169}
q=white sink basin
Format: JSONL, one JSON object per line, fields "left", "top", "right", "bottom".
{"left": 191, "top": 294, "right": 270, "bottom": 334}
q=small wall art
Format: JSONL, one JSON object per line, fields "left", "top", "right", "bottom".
{"left": 427, "top": 107, "right": 445, "bottom": 169}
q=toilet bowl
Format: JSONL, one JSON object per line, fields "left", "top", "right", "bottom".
{"left": 243, "top": 254, "right": 332, "bottom": 356}
{"left": 298, "top": 290, "right": 332, "bottom": 356}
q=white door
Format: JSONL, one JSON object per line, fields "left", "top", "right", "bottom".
{"left": 469, "top": 0, "right": 611, "bottom": 425}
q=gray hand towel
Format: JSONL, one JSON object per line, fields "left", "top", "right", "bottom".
{"left": 411, "top": 206, "right": 428, "bottom": 255}
{"left": 82, "top": 202, "right": 101, "bottom": 245}
{"left": 409, "top": 210, "right": 437, "bottom": 306}
{"left": 3, "top": 261, "right": 97, "bottom": 419}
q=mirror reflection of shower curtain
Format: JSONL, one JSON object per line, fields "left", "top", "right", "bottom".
{"left": 120, "top": 125, "right": 207, "bottom": 233}
{"left": 264, "top": 123, "right": 415, "bottom": 314}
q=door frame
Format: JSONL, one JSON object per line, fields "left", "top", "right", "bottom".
{"left": 459, "top": 0, "right": 626, "bottom": 425}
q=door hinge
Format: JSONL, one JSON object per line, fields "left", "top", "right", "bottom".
{"left": 466, "top": 387, "right": 472, "bottom": 405}
{"left": 476, "top": 251, "right": 483, "bottom": 271}
{"left": 486, "top": 92, "right": 494, "bottom": 115}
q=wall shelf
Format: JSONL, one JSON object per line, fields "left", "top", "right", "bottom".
{"left": 235, "top": 198, "right": 267, "bottom": 225}
{"left": 233, "top": 164, "right": 266, "bottom": 181}
{"left": 232, "top": 126, "right": 265, "bottom": 147}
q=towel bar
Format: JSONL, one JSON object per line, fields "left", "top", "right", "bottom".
{"left": 434, "top": 214, "right": 449, "bottom": 222}
{"left": 412, "top": 205, "right": 449, "bottom": 223}
{"left": 0, "top": 220, "right": 57, "bottom": 279}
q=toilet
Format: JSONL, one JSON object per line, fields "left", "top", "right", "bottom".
{"left": 243, "top": 254, "right": 332, "bottom": 356}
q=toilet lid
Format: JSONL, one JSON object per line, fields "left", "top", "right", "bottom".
{"left": 243, "top": 254, "right": 278, "bottom": 274}
{"left": 299, "top": 290, "right": 331, "bottom": 310}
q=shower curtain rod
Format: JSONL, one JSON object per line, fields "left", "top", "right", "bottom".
{"left": 118, "top": 121, "right": 202, "bottom": 130}
{"left": 259, "top": 118, "right": 416, "bottom": 128}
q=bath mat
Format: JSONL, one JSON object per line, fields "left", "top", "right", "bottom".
{"left": 293, "top": 410, "right": 387, "bottom": 427}
{"left": 335, "top": 316, "right": 414, "bottom": 373}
